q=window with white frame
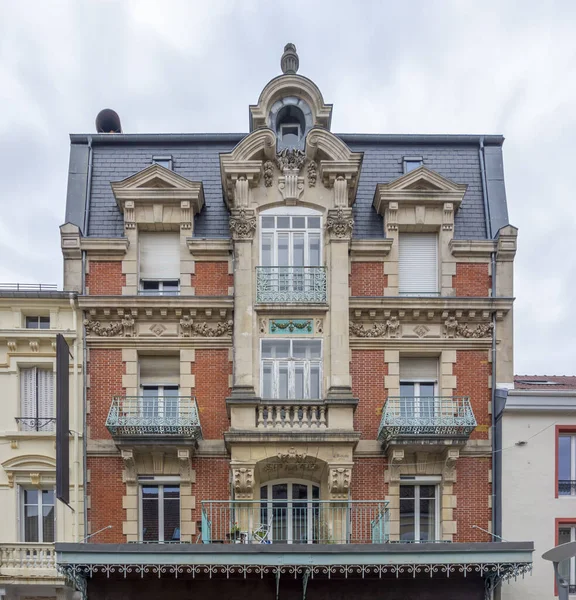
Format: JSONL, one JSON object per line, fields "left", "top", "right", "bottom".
{"left": 21, "top": 488, "right": 55, "bottom": 542}
{"left": 139, "top": 356, "right": 180, "bottom": 418}
{"left": 558, "top": 524, "right": 576, "bottom": 592}
{"left": 261, "top": 339, "right": 321, "bottom": 400}
{"left": 139, "top": 231, "right": 180, "bottom": 295}
{"left": 398, "top": 233, "right": 439, "bottom": 296}
{"left": 260, "top": 210, "right": 322, "bottom": 267}
{"left": 140, "top": 478, "right": 180, "bottom": 542}
{"left": 399, "top": 479, "right": 439, "bottom": 542}
{"left": 25, "top": 316, "right": 50, "bottom": 329}
{"left": 558, "top": 434, "right": 576, "bottom": 496}
{"left": 399, "top": 357, "right": 438, "bottom": 419}
{"left": 19, "top": 367, "right": 55, "bottom": 431}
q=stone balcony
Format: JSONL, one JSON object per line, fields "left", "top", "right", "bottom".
{"left": 0, "top": 543, "right": 61, "bottom": 582}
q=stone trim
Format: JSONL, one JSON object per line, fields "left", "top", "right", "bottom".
{"left": 349, "top": 239, "right": 394, "bottom": 262}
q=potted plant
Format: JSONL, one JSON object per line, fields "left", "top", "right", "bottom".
{"left": 229, "top": 522, "right": 241, "bottom": 542}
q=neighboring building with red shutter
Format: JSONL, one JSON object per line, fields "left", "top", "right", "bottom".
{"left": 55, "top": 44, "right": 531, "bottom": 600}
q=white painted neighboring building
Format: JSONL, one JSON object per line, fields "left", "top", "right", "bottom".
{"left": 502, "top": 376, "right": 576, "bottom": 600}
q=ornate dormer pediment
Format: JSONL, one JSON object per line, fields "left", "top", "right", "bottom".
{"left": 111, "top": 164, "right": 204, "bottom": 230}
{"left": 373, "top": 166, "right": 467, "bottom": 214}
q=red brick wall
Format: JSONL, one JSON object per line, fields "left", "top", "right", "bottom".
{"left": 86, "top": 261, "right": 125, "bottom": 295}
{"left": 192, "top": 262, "right": 232, "bottom": 296}
{"left": 350, "top": 263, "right": 387, "bottom": 296}
{"left": 192, "top": 457, "right": 231, "bottom": 532}
{"left": 193, "top": 349, "right": 231, "bottom": 439}
{"left": 351, "top": 350, "right": 387, "bottom": 439}
{"left": 453, "top": 264, "right": 491, "bottom": 297}
{"left": 454, "top": 350, "right": 491, "bottom": 440}
{"left": 453, "top": 457, "right": 491, "bottom": 542}
{"left": 351, "top": 458, "right": 388, "bottom": 500}
{"left": 88, "top": 349, "right": 125, "bottom": 440}
{"left": 87, "top": 456, "right": 125, "bottom": 543}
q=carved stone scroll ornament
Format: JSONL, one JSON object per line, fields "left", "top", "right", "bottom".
{"left": 444, "top": 317, "right": 493, "bottom": 339}
{"left": 278, "top": 447, "right": 306, "bottom": 463}
{"left": 326, "top": 208, "right": 354, "bottom": 240}
{"left": 307, "top": 161, "right": 317, "bottom": 187}
{"left": 233, "top": 467, "right": 254, "bottom": 499}
{"left": 229, "top": 208, "right": 257, "bottom": 240}
{"left": 275, "top": 148, "right": 306, "bottom": 172}
{"left": 329, "top": 467, "right": 351, "bottom": 499}
{"left": 84, "top": 315, "right": 135, "bottom": 337}
{"left": 349, "top": 316, "right": 400, "bottom": 339}
{"left": 179, "top": 316, "right": 233, "bottom": 337}
{"left": 263, "top": 161, "right": 275, "bottom": 187}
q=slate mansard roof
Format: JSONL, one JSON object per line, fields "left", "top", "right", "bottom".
{"left": 65, "top": 132, "right": 509, "bottom": 241}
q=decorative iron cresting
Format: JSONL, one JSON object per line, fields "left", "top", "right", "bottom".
{"left": 256, "top": 267, "right": 327, "bottom": 304}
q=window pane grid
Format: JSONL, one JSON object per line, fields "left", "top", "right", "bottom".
{"left": 260, "top": 215, "right": 322, "bottom": 268}
{"left": 23, "top": 488, "right": 54, "bottom": 542}
{"left": 399, "top": 484, "right": 437, "bottom": 542}
{"left": 558, "top": 435, "right": 576, "bottom": 496}
{"left": 141, "top": 484, "right": 180, "bottom": 542}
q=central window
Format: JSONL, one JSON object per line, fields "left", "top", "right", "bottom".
{"left": 140, "top": 480, "right": 180, "bottom": 542}
{"left": 261, "top": 210, "right": 322, "bottom": 267}
{"left": 399, "top": 481, "right": 439, "bottom": 542}
{"left": 399, "top": 357, "right": 438, "bottom": 419}
{"left": 261, "top": 339, "right": 322, "bottom": 400}
{"left": 22, "top": 488, "right": 55, "bottom": 542}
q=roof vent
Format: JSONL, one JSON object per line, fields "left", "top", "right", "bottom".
{"left": 281, "top": 43, "right": 299, "bottom": 75}
{"left": 95, "top": 109, "right": 122, "bottom": 133}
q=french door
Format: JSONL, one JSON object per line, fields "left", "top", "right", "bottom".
{"left": 260, "top": 482, "right": 320, "bottom": 544}
{"left": 399, "top": 382, "right": 436, "bottom": 420}
{"left": 141, "top": 385, "right": 179, "bottom": 419}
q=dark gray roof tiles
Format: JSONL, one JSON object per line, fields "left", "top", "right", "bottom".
{"left": 70, "top": 134, "right": 505, "bottom": 241}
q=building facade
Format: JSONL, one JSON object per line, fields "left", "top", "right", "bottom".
{"left": 56, "top": 45, "right": 531, "bottom": 599}
{"left": 502, "top": 376, "right": 576, "bottom": 600}
{"left": 0, "top": 286, "right": 83, "bottom": 600}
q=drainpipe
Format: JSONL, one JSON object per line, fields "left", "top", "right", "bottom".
{"left": 70, "top": 293, "right": 81, "bottom": 541}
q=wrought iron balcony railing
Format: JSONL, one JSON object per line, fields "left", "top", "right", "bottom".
{"left": 106, "top": 396, "right": 202, "bottom": 439}
{"left": 256, "top": 266, "right": 327, "bottom": 303}
{"left": 201, "top": 500, "right": 388, "bottom": 544}
{"left": 378, "top": 396, "right": 477, "bottom": 442}
{"left": 0, "top": 543, "right": 56, "bottom": 573}
{"left": 15, "top": 417, "right": 56, "bottom": 432}
{"left": 558, "top": 480, "right": 576, "bottom": 495}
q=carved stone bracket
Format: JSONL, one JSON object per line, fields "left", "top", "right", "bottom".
{"left": 443, "top": 448, "right": 460, "bottom": 482}
{"left": 179, "top": 316, "right": 233, "bottom": 337}
{"left": 84, "top": 315, "right": 135, "bottom": 337}
{"left": 329, "top": 467, "right": 352, "bottom": 499}
{"left": 124, "top": 201, "right": 136, "bottom": 229}
{"left": 122, "top": 449, "right": 136, "bottom": 484}
{"left": 349, "top": 317, "right": 400, "bottom": 338}
{"left": 443, "top": 202, "right": 454, "bottom": 231}
{"left": 386, "top": 202, "right": 398, "bottom": 231}
{"left": 444, "top": 317, "right": 493, "bottom": 339}
{"left": 180, "top": 201, "right": 191, "bottom": 229}
{"left": 326, "top": 208, "right": 354, "bottom": 240}
{"left": 178, "top": 449, "right": 192, "bottom": 483}
{"left": 229, "top": 208, "right": 257, "bottom": 240}
{"left": 278, "top": 170, "right": 305, "bottom": 204}
{"left": 233, "top": 467, "right": 254, "bottom": 500}
{"left": 388, "top": 449, "right": 405, "bottom": 482}
{"left": 307, "top": 161, "right": 317, "bottom": 187}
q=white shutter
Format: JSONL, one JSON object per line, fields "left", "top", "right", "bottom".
{"left": 139, "top": 357, "right": 180, "bottom": 385}
{"left": 38, "top": 369, "right": 55, "bottom": 431}
{"left": 399, "top": 358, "right": 439, "bottom": 381}
{"left": 20, "top": 368, "right": 37, "bottom": 431}
{"left": 139, "top": 232, "right": 180, "bottom": 280}
{"left": 398, "top": 233, "right": 438, "bottom": 295}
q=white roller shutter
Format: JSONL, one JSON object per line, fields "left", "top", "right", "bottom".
{"left": 399, "top": 358, "right": 439, "bottom": 381}
{"left": 139, "top": 232, "right": 180, "bottom": 280}
{"left": 139, "top": 357, "right": 180, "bottom": 385}
{"left": 20, "top": 368, "right": 37, "bottom": 430}
{"left": 38, "top": 369, "right": 55, "bottom": 430}
{"left": 398, "top": 233, "right": 438, "bottom": 296}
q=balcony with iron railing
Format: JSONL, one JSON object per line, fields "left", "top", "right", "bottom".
{"left": 0, "top": 543, "right": 59, "bottom": 579}
{"left": 105, "top": 396, "right": 202, "bottom": 442}
{"left": 378, "top": 396, "right": 477, "bottom": 446}
{"left": 200, "top": 500, "right": 389, "bottom": 544}
{"left": 256, "top": 267, "right": 327, "bottom": 304}
{"left": 15, "top": 417, "right": 56, "bottom": 432}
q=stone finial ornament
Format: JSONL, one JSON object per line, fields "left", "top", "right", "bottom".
{"left": 281, "top": 43, "right": 299, "bottom": 74}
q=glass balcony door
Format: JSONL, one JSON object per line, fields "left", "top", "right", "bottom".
{"left": 141, "top": 385, "right": 179, "bottom": 419}
{"left": 261, "top": 215, "right": 322, "bottom": 268}
{"left": 399, "top": 382, "right": 436, "bottom": 420}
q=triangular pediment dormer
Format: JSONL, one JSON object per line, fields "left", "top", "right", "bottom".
{"left": 111, "top": 164, "right": 205, "bottom": 230}
{"left": 373, "top": 166, "right": 467, "bottom": 215}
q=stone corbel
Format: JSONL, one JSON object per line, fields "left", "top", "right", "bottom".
{"left": 442, "top": 448, "right": 460, "bottom": 482}
{"left": 178, "top": 449, "right": 192, "bottom": 483}
{"left": 278, "top": 170, "right": 305, "bottom": 204}
{"left": 319, "top": 163, "right": 359, "bottom": 207}
{"left": 180, "top": 201, "right": 191, "bottom": 229}
{"left": 443, "top": 202, "right": 454, "bottom": 231}
{"left": 122, "top": 449, "right": 136, "bottom": 484}
{"left": 151, "top": 452, "right": 164, "bottom": 475}
{"left": 329, "top": 467, "right": 352, "bottom": 500}
{"left": 387, "top": 449, "right": 405, "bottom": 482}
{"left": 30, "top": 473, "right": 41, "bottom": 487}
{"left": 222, "top": 164, "right": 262, "bottom": 209}
{"left": 229, "top": 208, "right": 257, "bottom": 240}
{"left": 7, "top": 340, "right": 17, "bottom": 353}
{"left": 386, "top": 202, "right": 398, "bottom": 231}
{"left": 233, "top": 467, "right": 254, "bottom": 500}
{"left": 326, "top": 208, "right": 354, "bottom": 241}
{"left": 7, "top": 473, "right": 14, "bottom": 488}
{"left": 124, "top": 201, "right": 136, "bottom": 229}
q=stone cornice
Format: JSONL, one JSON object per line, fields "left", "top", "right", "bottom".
{"left": 349, "top": 239, "right": 394, "bottom": 261}
{"left": 349, "top": 337, "right": 493, "bottom": 349}
{"left": 81, "top": 237, "right": 130, "bottom": 257}
{"left": 78, "top": 295, "right": 233, "bottom": 311}
{"left": 449, "top": 239, "right": 496, "bottom": 259}
{"left": 349, "top": 296, "right": 513, "bottom": 316}
{"left": 186, "top": 238, "right": 232, "bottom": 261}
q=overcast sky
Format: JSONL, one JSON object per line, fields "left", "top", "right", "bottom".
{"left": 1, "top": 0, "right": 575, "bottom": 375}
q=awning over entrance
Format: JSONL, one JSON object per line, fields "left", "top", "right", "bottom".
{"left": 56, "top": 542, "right": 533, "bottom": 600}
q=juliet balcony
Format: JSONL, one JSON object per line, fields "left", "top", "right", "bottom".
{"left": 256, "top": 266, "right": 327, "bottom": 304}
{"left": 378, "top": 396, "right": 477, "bottom": 447}
{"left": 105, "top": 396, "right": 202, "bottom": 443}
{"left": 200, "top": 500, "right": 389, "bottom": 544}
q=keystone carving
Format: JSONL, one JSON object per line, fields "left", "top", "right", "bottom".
{"left": 329, "top": 468, "right": 351, "bottom": 499}
{"left": 326, "top": 208, "right": 354, "bottom": 240}
{"left": 229, "top": 208, "right": 257, "bottom": 240}
{"left": 263, "top": 161, "right": 275, "bottom": 187}
{"left": 275, "top": 148, "right": 306, "bottom": 172}
{"left": 277, "top": 447, "right": 306, "bottom": 463}
{"left": 307, "top": 160, "right": 317, "bottom": 187}
{"left": 179, "top": 316, "right": 233, "bottom": 337}
{"left": 233, "top": 467, "right": 254, "bottom": 499}
{"left": 349, "top": 317, "right": 400, "bottom": 338}
{"left": 444, "top": 317, "right": 493, "bottom": 339}
{"left": 84, "top": 315, "right": 135, "bottom": 337}
{"left": 278, "top": 171, "right": 305, "bottom": 203}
